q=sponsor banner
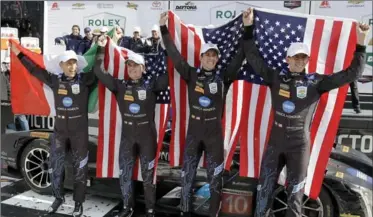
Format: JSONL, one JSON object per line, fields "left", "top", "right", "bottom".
{"left": 169, "top": 1, "right": 309, "bottom": 26}
{"left": 44, "top": 1, "right": 166, "bottom": 55}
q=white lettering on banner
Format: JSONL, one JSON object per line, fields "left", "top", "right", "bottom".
{"left": 337, "top": 134, "right": 373, "bottom": 153}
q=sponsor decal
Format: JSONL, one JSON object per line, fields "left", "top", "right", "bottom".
{"left": 62, "top": 97, "right": 73, "bottom": 107}
{"left": 279, "top": 89, "right": 290, "bottom": 98}
{"left": 84, "top": 13, "right": 126, "bottom": 34}
{"left": 151, "top": 1, "right": 162, "bottom": 10}
{"left": 284, "top": 0, "right": 302, "bottom": 9}
{"left": 72, "top": 3, "right": 85, "bottom": 9}
{"left": 175, "top": 1, "right": 197, "bottom": 11}
{"left": 137, "top": 90, "right": 146, "bottom": 100}
{"left": 282, "top": 100, "right": 295, "bottom": 113}
{"left": 58, "top": 89, "right": 68, "bottom": 95}
{"left": 296, "top": 86, "right": 307, "bottom": 99}
{"left": 30, "top": 132, "right": 50, "bottom": 139}
{"left": 127, "top": 2, "right": 138, "bottom": 10}
{"left": 347, "top": 0, "right": 365, "bottom": 7}
{"left": 97, "top": 3, "right": 114, "bottom": 9}
{"left": 124, "top": 95, "right": 134, "bottom": 101}
{"left": 51, "top": 2, "right": 59, "bottom": 10}
{"left": 319, "top": 1, "right": 331, "bottom": 8}
{"left": 129, "top": 103, "right": 140, "bottom": 114}
{"left": 199, "top": 96, "right": 211, "bottom": 107}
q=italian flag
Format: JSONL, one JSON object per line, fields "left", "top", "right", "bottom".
{"left": 9, "top": 29, "right": 114, "bottom": 116}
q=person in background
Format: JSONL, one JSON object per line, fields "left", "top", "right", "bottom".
{"left": 55, "top": 24, "right": 83, "bottom": 53}
{"left": 119, "top": 26, "right": 147, "bottom": 54}
{"left": 349, "top": 81, "right": 361, "bottom": 113}
{"left": 77, "top": 27, "right": 93, "bottom": 55}
{"left": 145, "top": 25, "right": 164, "bottom": 54}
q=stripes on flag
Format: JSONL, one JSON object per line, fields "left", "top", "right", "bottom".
{"left": 96, "top": 37, "right": 169, "bottom": 181}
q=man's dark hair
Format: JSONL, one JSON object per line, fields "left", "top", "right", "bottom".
{"left": 71, "top": 25, "right": 80, "bottom": 31}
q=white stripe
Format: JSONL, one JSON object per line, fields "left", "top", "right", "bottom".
{"left": 303, "top": 18, "right": 316, "bottom": 73}
{"left": 43, "top": 85, "right": 55, "bottom": 116}
{"left": 101, "top": 43, "right": 116, "bottom": 177}
{"left": 247, "top": 84, "right": 259, "bottom": 178}
{"left": 194, "top": 27, "right": 206, "bottom": 44}
{"left": 228, "top": 81, "right": 244, "bottom": 152}
{"left": 305, "top": 21, "right": 351, "bottom": 196}
{"left": 223, "top": 83, "right": 233, "bottom": 161}
{"left": 113, "top": 52, "right": 125, "bottom": 177}
{"left": 259, "top": 87, "right": 272, "bottom": 171}
{"left": 315, "top": 20, "right": 334, "bottom": 75}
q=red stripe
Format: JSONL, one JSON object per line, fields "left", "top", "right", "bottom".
{"left": 309, "top": 22, "right": 355, "bottom": 199}
{"left": 224, "top": 81, "right": 239, "bottom": 171}
{"left": 96, "top": 83, "right": 105, "bottom": 177}
{"left": 308, "top": 19, "right": 324, "bottom": 73}
{"left": 121, "top": 49, "right": 129, "bottom": 80}
{"left": 133, "top": 158, "right": 140, "bottom": 179}
{"left": 107, "top": 48, "right": 120, "bottom": 177}
{"left": 168, "top": 12, "right": 178, "bottom": 166}
{"left": 104, "top": 36, "right": 110, "bottom": 71}
{"left": 178, "top": 22, "right": 189, "bottom": 165}
{"left": 309, "top": 20, "right": 325, "bottom": 145}
{"left": 254, "top": 85, "right": 267, "bottom": 177}
{"left": 188, "top": 26, "right": 202, "bottom": 68}
{"left": 239, "top": 83, "right": 252, "bottom": 177}
{"left": 153, "top": 105, "right": 169, "bottom": 183}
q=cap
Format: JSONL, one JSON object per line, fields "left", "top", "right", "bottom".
{"left": 126, "top": 52, "right": 145, "bottom": 65}
{"left": 200, "top": 43, "right": 220, "bottom": 56}
{"left": 58, "top": 50, "right": 78, "bottom": 63}
{"left": 100, "top": 27, "right": 108, "bottom": 33}
{"left": 151, "top": 24, "right": 159, "bottom": 31}
{"left": 133, "top": 26, "right": 141, "bottom": 33}
{"left": 286, "top": 42, "right": 310, "bottom": 57}
{"left": 84, "top": 27, "right": 91, "bottom": 33}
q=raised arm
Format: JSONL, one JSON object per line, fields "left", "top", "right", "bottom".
{"left": 317, "top": 23, "right": 369, "bottom": 93}
{"left": 242, "top": 8, "right": 277, "bottom": 85}
{"left": 93, "top": 47, "right": 121, "bottom": 93}
{"left": 223, "top": 41, "right": 245, "bottom": 82}
{"left": 160, "top": 12, "right": 192, "bottom": 82}
{"left": 10, "top": 42, "right": 54, "bottom": 87}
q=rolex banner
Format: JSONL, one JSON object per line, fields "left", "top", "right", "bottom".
{"left": 44, "top": 1, "right": 168, "bottom": 55}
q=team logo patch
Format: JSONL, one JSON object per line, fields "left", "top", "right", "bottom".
{"left": 58, "top": 89, "right": 68, "bottom": 95}
{"left": 209, "top": 82, "right": 218, "bottom": 94}
{"left": 124, "top": 95, "right": 134, "bottom": 101}
{"left": 137, "top": 90, "right": 146, "bottom": 100}
{"left": 71, "top": 84, "right": 80, "bottom": 94}
{"left": 62, "top": 97, "right": 73, "bottom": 107}
{"left": 282, "top": 100, "right": 295, "bottom": 113}
{"left": 296, "top": 86, "right": 307, "bottom": 99}
{"left": 129, "top": 103, "right": 140, "bottom": 114}
{"left": 199, "top": 96, "right": 211, "bottom": 107}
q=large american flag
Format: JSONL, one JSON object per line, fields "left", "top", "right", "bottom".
{"left": 96, "top": 36, "right": 170, "bottom": 183}
{"left": 168, "top": 6, "right": 357, "bottom": 200}
{"left": 167, "top": 11, "right": 247, "bottom": 169}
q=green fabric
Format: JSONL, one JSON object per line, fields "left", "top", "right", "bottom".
{"left": 81, "top": 28, "right": 115, "bottom": 113}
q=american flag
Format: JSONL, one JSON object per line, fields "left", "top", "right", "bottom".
{"left": 168, "top": 6, "right": 357, "bottom": 200}
{"left": 240, "top": 8, "right": 357, "bottom": 200}
{"left": 167, "top": 11, "right": 248, "bottom": 169}
{"left": 96, "top": 36, "right": 170, "bottom": 183}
